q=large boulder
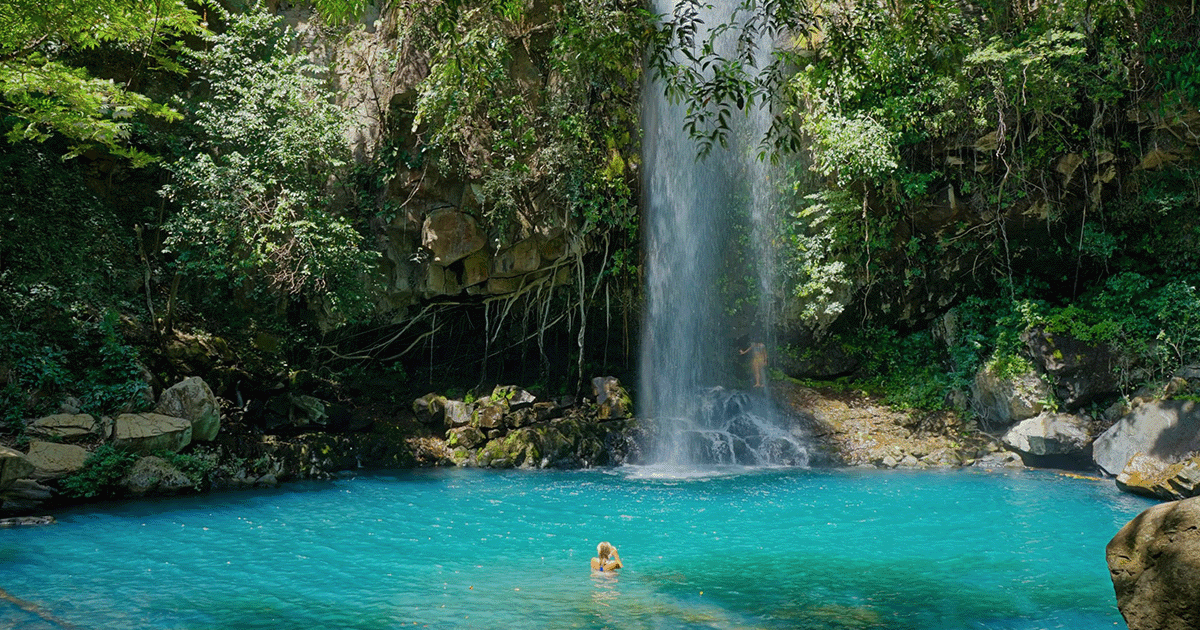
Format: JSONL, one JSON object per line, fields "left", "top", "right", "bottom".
{"left": 24, "top": 441, "right": 89, "bottom": 480}
{"left": 1107, "top": 496, "right": 1200, "bottom": 630}
{"left": 422, "top": 208, "right": 486, "bottom": 266}
{"left": 1000, "top": 412, "right": 1092, "bottom": 456}
{"left": 26, "top": 414, "right": 109, "bottom": 442}
{"left": 0, "top": 446, "right": 35, "bottom": 491}
{"left": 1093, "top": 400, "right": 1200, "bottom": 476}
{"left": 156, "top": 377, "right": 221, "bottom": 441}
{"left": 970, "top": 362, "right": 1053, "bottom": 427}
{"left": 1117, "top": 453, "right": 1200, "bottom": 500}
{"left": 111, "top": 413, "right": 193, "bottom": 454}
{"left": 1022, "top": 326, "right": 1119, "bottom": 410}
{"left": 413, "top": 393, "right": 447, "bottom": 427}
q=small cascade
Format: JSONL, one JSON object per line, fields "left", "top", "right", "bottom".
{"left": 650, "top": 388, "right": 811, "bottom": 467}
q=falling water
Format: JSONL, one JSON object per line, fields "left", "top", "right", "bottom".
{"left": 639, "top": 0, "right": 810, "bottom": 467}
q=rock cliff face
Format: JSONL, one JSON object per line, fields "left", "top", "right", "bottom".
{"left": 1108, "top": 496, "right": 1200, "bottom": 630}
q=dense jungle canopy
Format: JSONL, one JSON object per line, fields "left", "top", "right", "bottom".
{"left": 1, "top": 0, "right": 1198, "bottom": 433}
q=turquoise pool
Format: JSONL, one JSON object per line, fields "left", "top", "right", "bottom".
{"left": 0, "top": 466, "right": 1153, "bottom": 629}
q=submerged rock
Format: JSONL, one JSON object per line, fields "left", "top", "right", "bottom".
{"left": 1108, "top": 496, "right": 1200, "bottom": 630}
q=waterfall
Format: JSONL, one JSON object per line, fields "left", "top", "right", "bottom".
{"left": 638, "top": 0, "right": 810, "bottom": 467}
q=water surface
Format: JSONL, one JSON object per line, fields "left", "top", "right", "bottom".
{"left": 1, "top": 467, "right": 1151, "bottom": 629}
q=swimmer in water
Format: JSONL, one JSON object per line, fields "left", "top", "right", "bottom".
{"left": 591, "top": 541, "right": 623, "bottom": 572}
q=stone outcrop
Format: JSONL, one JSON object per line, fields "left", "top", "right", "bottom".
{"left": 24, "top": 441, "right": 89, "bottom": 480}
{"left": 111, "top": 413, "right": 193, "bottom": 454}
{"left": 413, "top": 382, "right": 637, "bottom": 469}
{"left": 970, "top": 362, "right": 1053, "bottom": 427}
{"left": 1116, "top": 453, "right": 1200, "bottom": 500}
{"left": 156, "top": 376, "right": 221, "bottom": 441}
{"left": 1022, "top": 326, "right": 1119, "bottom": 410}
{"left": 422, "top": 208, "right": 486, "bottom": 266}
{"left": 25, "top": 413, "right": 109, "bottom": 442}
{"left": 0, "top": 447, "right": 35, "bottom": 491}
{"left": 1093, "top": 400, "right": 1200, "bottom": 476}
{"left": 1000, "top": 412, "right": 1092, "bottom": 457}
{"left": 1107, "top": 496, "right": 1200, "bottom": 630}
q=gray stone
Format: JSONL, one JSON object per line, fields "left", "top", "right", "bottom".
{"left": 156, "top": 377, "right": 221, "bottom": 441}
{"left": 974, "top": 451, "right": 1025, "bottom": 468}
{"left": 970, "top": 362, "right": 1053, "bottom": 427}
{"left": 112, "top": 413, "right": 193, "bottom": 454}
{"left": 25, "top": 441, "right": 89, "bottom": 480}
{"left": 0, "top": 446, "right": 35, "bottom": 491}
{"left": 491, "top": 385, "right": 536, "bottom": 410}
{"left": 413, "top": 393, "right": 447, "bottom": 426}
{"left": 444, "top": 400, "right": 473, "bottom": 429}
{"left": 1001, "top": 412, "right": 1092, "bottom": 456}
{"left": 475, "top": 403, "right": 506, "bottom": 431}
{"left": 26, "top": 413, "right": 108, "bottom": 442}
{"left": 422, "top": 208, "right": 486, "bottom": 266}
{"left": 449, "top": 426, "right": 486, "bottom": 449}
{"left": 491, "top": 238, "right": 541, "bottom": 278}
{"left": 1108, "top": 496, "right": 1200, "bottom": 630}
{"left": 1093, "top": 400, "right": 1200, "bottom": 476}
{"left": 592, "top": 376, "right": 632, "bottom": 420}
{"left": 1022, "top": 325, "right": 1119, "bottom": 409}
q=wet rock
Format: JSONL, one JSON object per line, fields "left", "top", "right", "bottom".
{"left": 26, "top": 413, "right": 109, "bottom": 442}
{"left": 0, "top": 515, "right": 56, "bottom": 527}
{"left": 156, "top": 376, "right": 221, "bottom": 441}
{"left": 121, "top": 456, "right": 195, "bottom": 495}
{"left": 0, "top": 446, "right": 35, "bottom": 491}
{"left": 970, "top": 362, "right": 1053, "bottom": 428}
{"left": 1001, "top": 412, "right": 1092, "bottom": 456}
{"left": 1093, "top": 400, "right": 1200, "bottom": 476}
{"left": 25, "top": 441, "right": 89, "bottom": 480}
{"left": 1107, "top": 496, "right": 1200, "bottom": 630}
{"left": 112, "top": 413, "right": 193, "bottom": 454}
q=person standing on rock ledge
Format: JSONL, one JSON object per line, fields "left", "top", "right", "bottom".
{"left": 591, "top": 541, "right": 623, "bottom": 572}
{"left": 741, "top": 341, "right": 768, "bottom": 388}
